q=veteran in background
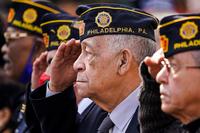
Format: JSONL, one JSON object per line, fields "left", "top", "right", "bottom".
{"left": 25, "top": 12, "right": 82, "bottom": 133}
{"left": 1, "top": 0, "right": 65, "bottom": 132}
{"left": 30, "top": 12, "right": 89, "bottom": 106}
{"left": 31, "top": 13, "right": 79, "bottom": 90}
{"left": 140, "top": 13, "right": 200, "bottom": 133}
{"left": 2, "top": 0, "right": 64, "bottom": 85}
{"left": 157, "top": 14, "right": 200, "bottom": 132}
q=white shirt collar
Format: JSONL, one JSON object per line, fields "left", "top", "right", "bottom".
{"left": 109, "top": 85, "right": 141, "bottom": 132}
{"left": 78, "top": 98, "right": 93, "bottom": 114}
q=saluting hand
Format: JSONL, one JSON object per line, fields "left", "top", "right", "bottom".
{"left": 49, "top": 39, "right": 81, "bottom": 92}
{"left": 31, "top": 52, "right": 48, "bottom": 90}
{"left": 143, "top": 49, "right": 164, "bottom": 79}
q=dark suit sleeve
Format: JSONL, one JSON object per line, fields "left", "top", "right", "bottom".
{"left": 25, "top": 83, "right": 42, "bottom": 133}
{"left": 139, "top": 62, "right": 181, "bottom": 133}
{"left": 30, "top": 83, "right": 77, "bottom": 133}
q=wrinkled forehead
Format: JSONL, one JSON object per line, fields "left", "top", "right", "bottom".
{"left": 167, "top": 51, "right": 195, "bottom": 64}
{"left": 81, "top": 35, "right": 108, "bottom": 48}
{"left": 82, "top": 36, "right": 98, "bottom": 45}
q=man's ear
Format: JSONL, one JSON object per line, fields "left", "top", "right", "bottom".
{"left": 117, "top": 49, "right": 132, "bottom": 75}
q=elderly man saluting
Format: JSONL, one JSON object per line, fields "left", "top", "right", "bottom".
{"left": 140, "top": 13, "right": 200, "bottom": 133}
{"left": 28, "top": 3, "right": 158, "bottom": 133}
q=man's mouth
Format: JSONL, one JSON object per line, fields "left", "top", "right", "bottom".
{"left": 3, "top": 56, "right": 12, "bottom": 70}
{"left": 75, "top": 80, "right": 87, "bottom": 83}
{"left": 3, "top": 55, "right": 11, "bottom": 64}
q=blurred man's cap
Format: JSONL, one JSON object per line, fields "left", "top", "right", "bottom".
{"left": 159, "top": 13, "right": 200, "bottom": 57}
{"left": 7, "top": 0, "right": 64, "bottom": 37}
{"left": 40, "top": 13, "right": 79, "bottom": 51}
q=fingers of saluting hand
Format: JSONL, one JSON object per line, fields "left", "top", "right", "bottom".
{"left": 144, "top": 49, "right": 164, "bottom": 66}
{"left": 143, "top": 49, "right": 164, "bottom": 79}
{"left": 69, "top": 40, "right": 81, "bottom": 59}
{"left": 55, "top": 39, "right": 81, "bottom": 62}
{"left": 64, "top": 39, "right": 81, "bottom": 58}
{"left": 54, "top": 39, "right": 74, "bottom": 60}
{"left": 33, "top": 51, "right": 48, "bottom": 71}
{"left": 54, "top": 41, "right": 69, "bottom": 61}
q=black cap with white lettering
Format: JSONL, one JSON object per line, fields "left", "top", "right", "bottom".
{"left": 74, "top": 3, "right": 159, "bottom": 42}
{"left": 159, "top": 13, "right": 200, "bottom": 57}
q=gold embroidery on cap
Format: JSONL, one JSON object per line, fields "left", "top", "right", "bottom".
{"left": 57, "top": 25, "right": 71, "bottom": 40}
{"left": 180, "top": 21, "right": 198, "bottom": 40}
{"left": 23, "top": 8, "right": 38, "bottom": 23}
{"left": 160, "top": 35, "right": 169, "bottom": 52}
{"left": 8, "top": 8, "right": 15, "bottom": 23}
{"left": 95, "top": 11, "right": 112, "bottom": 28}
{"left": 12, "top": 19, "right": 42, "bottom": 33}
{"left": 43, "top": 33, "right": 49, "bottom": 48}
{"left": 50, "top": 41, "right": 59, "bottom": 47}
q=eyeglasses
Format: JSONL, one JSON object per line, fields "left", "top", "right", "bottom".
{"left": 161, "top": 58, "right": 200, "bottom": 74}
{"left": 4, "top": 32, "right": 28, "bottom": 43}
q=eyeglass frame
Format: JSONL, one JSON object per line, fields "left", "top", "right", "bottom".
{"left": 4, "top": 31, "right": 28, "bottom": 43}
{"left": 161, "top": 58, "right": 200, "bottom": 74}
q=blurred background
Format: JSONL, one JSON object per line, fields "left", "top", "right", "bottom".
{"left": 1, "top": 0, "right": 200, "bottom": 21}
{"left": 1, "top": 0, "right": 200, "bottom": 25}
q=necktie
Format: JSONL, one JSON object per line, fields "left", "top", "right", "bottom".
{"left": 97, "top": 115, "right": 114, "bottom": 133}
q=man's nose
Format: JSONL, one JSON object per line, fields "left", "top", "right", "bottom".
{"left": 73, "top": 54, "right": 85, "bottom": 72}
{"left": 1, "top": 43, "right": 8, "bottom": 54}
{"left": 156, "top": 67, "right": 169, "bottom": 84}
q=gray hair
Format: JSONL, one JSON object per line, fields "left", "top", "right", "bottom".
{"left": 104, "top": 35, "right": 157, "bottom": 64}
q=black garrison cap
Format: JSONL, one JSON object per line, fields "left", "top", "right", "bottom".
{"left": 40, "top": 13, "right": 79, "bottom": 51}
{"left": 74, "top": 3, "right": 159, "bottom": 42}
{"left": 159, "top": 13, "right": 200, "bottom": 57}
{"left": 7, "top": 0, "right": 64, "bottom": 36}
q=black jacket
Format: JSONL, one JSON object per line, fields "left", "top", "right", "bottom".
{"left": 27, "top": 84, "right": 139, "bottom": 133}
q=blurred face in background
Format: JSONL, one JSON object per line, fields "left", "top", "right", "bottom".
{"left": 1, "top": 27, "right": 35, "bottom": 81}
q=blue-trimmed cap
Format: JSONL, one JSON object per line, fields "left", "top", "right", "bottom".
{"left": 159, "top": 13, "right": 200, "bottom": 57}
{"left": 40, "top": 13, "right": 79, "bottom": 51}
{"left": 74, "top": 3, "right": 159, "bottom": 42}
{"left": 7, "top": 0, "right": 65, "bottom": 37}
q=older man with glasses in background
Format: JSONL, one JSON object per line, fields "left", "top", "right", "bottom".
{"left": 139, "top": 13, "right": 200, "bottom": 133}
{"left": 1, "top": 0, "right": 65, "bottom": 132}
